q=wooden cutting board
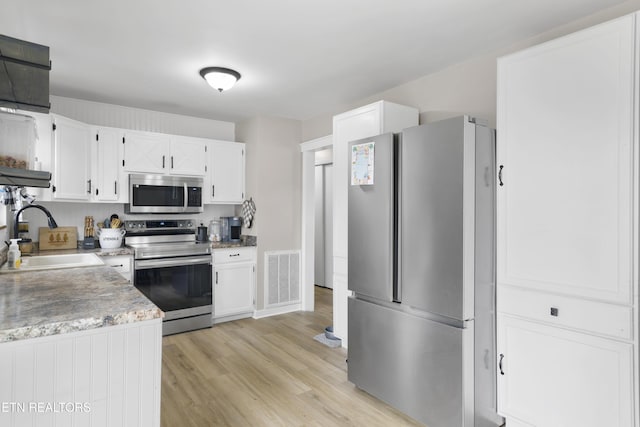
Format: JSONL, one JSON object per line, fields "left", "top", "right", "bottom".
{"left": 38, "top": 227, "right": 78, "bottom": 250}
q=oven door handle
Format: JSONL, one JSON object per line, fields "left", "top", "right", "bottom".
{"left": 135, "top": 256, "right": 212, "bottom": 270}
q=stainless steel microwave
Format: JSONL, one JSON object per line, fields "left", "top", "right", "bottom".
{"left": 126, "top": 174, "right": 203, "bottom": 214}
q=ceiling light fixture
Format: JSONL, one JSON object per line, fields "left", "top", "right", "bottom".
{"left": 199, "top": 67, "right": 241, "bottom": 92}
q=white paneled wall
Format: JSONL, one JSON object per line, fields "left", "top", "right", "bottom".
{"left": 51, "top": 96, "right": 234, "bottom": 141}
{"left": 18, "top": 202, "right": 235, "bottom": 242}
{"left": 0, "top": 319, "right": 162, "bottom": 427}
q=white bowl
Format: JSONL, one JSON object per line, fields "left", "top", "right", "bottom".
{"left": 97, "top": 228, "right": 125, "bottom": 249}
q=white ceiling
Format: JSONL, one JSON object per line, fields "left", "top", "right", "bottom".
{"left": 0, "top": 0, "right": 629, "bottom": 123}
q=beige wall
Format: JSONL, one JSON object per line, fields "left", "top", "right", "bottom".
{"left": 236, "top": 116, "right": 302, "bottom": 311}
{"left": 301, "top": 0, "right": 640, "bottom": 140}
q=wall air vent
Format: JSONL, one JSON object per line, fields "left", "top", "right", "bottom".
{"left": 0, "top": 35, "right": 51, "bottom": 113}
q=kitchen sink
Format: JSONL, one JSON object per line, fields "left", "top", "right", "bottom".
{"left": 1, "top": 252, "right": 104, "bottom": 272}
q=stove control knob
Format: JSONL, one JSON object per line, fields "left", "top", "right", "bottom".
{"left": 187, "top": 221, "right": 193, "bottom": 228}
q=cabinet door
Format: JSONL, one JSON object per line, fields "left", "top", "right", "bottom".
{"left": 92, "top": 127, "right": 122, "bottom": 201}
{"left": 169, "top": 137, "right": 207, "bottom": 176}
{"left": 51, "top": 116, "right": 91, "bottom": 200}
{"left": 123, "top": 132, "right": 169, "bottom": 173}
{"left": 214, "top": 262, "right": 254, "bottom": 318}
{"left": 209, "top": 142, "right": 245, "bottom": 203}
{"left": 497, "top": 314, "right": 634, "bottom": 427}
{"left": 497, "top": 15, "right": 635, "bottom": 304}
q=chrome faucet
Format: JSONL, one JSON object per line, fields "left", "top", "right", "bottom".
{"left": 13, "top": 204, "right": 58, "bottom": 239}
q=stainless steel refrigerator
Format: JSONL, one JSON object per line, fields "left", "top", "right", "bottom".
{"left": 347, "top": 116, "right": 503, "bottom": 427}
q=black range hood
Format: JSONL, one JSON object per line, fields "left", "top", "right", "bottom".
{"left": 0, "top": 166, "right": 51, "bottom": 188}
{"left": 0, "top": 35, "right": 51, "bottom": 113}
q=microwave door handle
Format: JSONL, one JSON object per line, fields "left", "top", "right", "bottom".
{"left": 184, "top": 183, "right": 188, "bottom": 211}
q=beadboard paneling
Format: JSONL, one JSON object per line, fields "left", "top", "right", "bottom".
{"left": 0, "top": 319, "right": 162, "bottom": 427}
{"left": 51, "top": 96, "right": 235, "bottom": 141}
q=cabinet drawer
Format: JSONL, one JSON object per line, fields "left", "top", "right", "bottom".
{"left": 497, "top": 285, "right": 632, "bottom": 340}
{"left": 214, "top": 247, "right": 255, "bottom": 264}
{"left": 103, "top": 255, "right": 132, "bottom": 281}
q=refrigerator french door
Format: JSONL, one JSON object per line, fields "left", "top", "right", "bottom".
{"left": 347, "top": 116, "right": 502, "bottom": 427}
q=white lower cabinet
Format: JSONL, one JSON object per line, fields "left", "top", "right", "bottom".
{"left": 497, "top": 314, "right": 634, "bottom": 427}
{"left": 103, "top": 255, "right": 132, "bottom": 282}
{"left": 213, "top": 247, "right": 256, "bottom": 322}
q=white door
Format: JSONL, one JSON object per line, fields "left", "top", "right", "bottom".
{"left": 314, "top": 162, "right": 334, "bottom": 289}
{"left": 314, "top": 165, "right": 325, "bottom": 287}
{"left": 497, "top": 314, "right": 634, "bottom": 427}
{"left": 496, "top": 15, "right": 635, "bottom": 304}
{"left": 214, "top": 263, "right": 254, "bottom": 318}
{"left": 52, "top": 116, "right": 91, "bottom": 200}
{"left": 123, "top": 132, "right": 169, "bottom": 173}
{"left": 92, "top": 127, "right": 121, "bottom": 201}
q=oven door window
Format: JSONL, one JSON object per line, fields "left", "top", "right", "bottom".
{"left": 132, "top": 184, "right": 184, "bottom": 207}
{"left": 134, "top": 258, "right": 212, "bottom": 312}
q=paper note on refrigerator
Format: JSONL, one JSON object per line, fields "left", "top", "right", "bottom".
{"left": 351, "top": 142, "right": 375, "bottom": 185}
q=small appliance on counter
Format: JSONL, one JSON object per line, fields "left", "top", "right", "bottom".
{"left": 196, "top": 223, "right": 208, "bottom": 242}
{"left": 220, "top": 216, "right": 242, "bottom": 242}
{"left": 209, "top": 219, "right": 221, "bottom": 242}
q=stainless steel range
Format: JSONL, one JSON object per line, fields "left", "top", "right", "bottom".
{"left": 125, "top": 219, "right": 212, "bottom": 336}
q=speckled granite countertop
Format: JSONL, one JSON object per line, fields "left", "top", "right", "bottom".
{"left": 0, "top": 266, "right": 162, "bottom": 343}
{"left": 210, "top": 235, "right": 257, "bottom": 249}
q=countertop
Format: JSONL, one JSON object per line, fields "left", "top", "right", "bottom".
{"left": 0, "top": 235, "right": 256, "bottom": 342}
{"left": 0, "top": 265, "right": 162, "bottom": 343}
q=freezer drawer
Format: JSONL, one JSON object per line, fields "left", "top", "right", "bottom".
{"left": 348, "top": 297, "right": 474, "bottom": 427}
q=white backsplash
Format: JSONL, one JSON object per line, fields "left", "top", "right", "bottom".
{"left": 13, "top": 202, "right": 236, "bottom": 241}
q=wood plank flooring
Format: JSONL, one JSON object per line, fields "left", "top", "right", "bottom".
{"left": 161, "top": 286, "right": 423, "bottom": 426}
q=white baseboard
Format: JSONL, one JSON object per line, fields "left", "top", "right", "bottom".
{"left": 253, "top": 303, "right": 301, "bottom": 319}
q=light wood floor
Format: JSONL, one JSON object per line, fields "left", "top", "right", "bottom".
{"left": 161, "top": 286, "right": 423, "bottom": 426}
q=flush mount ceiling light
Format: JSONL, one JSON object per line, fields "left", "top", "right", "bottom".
{"left": 199, "top": 67, "right": 241, "bottom": 92}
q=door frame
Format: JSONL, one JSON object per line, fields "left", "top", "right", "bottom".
{"left": 300, "top": 135, "right": 333, "bottom": 311}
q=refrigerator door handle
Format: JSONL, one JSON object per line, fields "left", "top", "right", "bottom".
{"left": 394, "top": 136, "right": 402, "bottom": 303}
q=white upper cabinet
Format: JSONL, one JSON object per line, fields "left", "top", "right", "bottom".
{"left": 122, "top": 131, "right": 170, "bottom": 174}
{"left": 205, "top": 141, "right": 245, "bottom": 204}
{"left": 51, "top": 115, "right": 92, "bottom": 201}
{"left": 497, "top": 14, "right": 635, "bottom": 304}
{"left": 91, "top": 127, "right": 123, "bottom": 202}
{"left": 170, "top": 136, "right": 207, "bottom": 176}
{"left": 122, "top": 131, "right": 207, "bottom": 176}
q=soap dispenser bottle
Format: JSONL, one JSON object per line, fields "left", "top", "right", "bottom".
{"left": 7, "top": 238, "right": 21, "bottom": 269}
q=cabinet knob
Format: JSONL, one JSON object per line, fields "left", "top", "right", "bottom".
{"left": 550, "top": 307, "right": 559, "bottom": 317}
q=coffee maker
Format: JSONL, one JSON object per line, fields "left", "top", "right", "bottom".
{"left": 220, "top": 216, "right": 242, "bottom": 242}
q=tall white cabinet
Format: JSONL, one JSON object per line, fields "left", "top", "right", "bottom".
{"left": 497, "top": 13, "right": 638, "bottom": 427}
{"left": 332, "top": 101, "right": 418, "bottom": 347}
